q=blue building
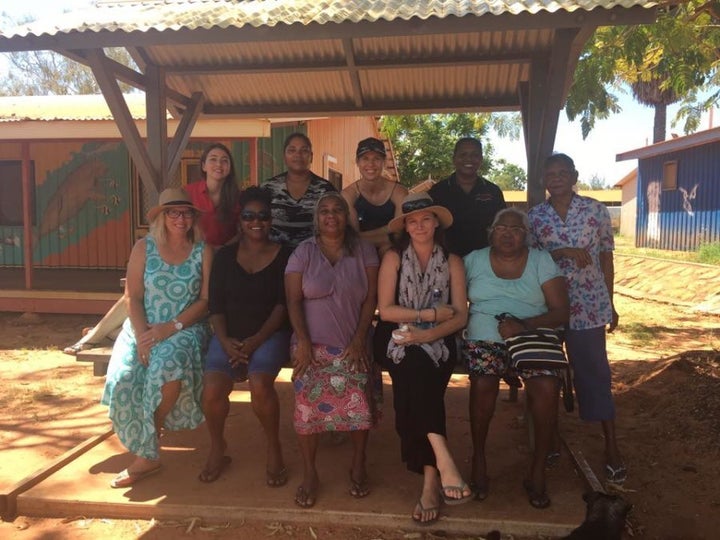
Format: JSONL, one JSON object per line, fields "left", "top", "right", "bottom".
{"left": 617, "top": 127, "right": 720, "bottom": 251}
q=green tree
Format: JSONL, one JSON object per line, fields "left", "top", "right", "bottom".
{"left": 487, "top": 159, "right": 527, "bottom": 191}
{"left": 566, "top": 1, "right": 720, "bottom": 142}
{"left": 380, "top": 113, "right": 521, "bottom": 187}
{"left": 0, "top": 13, "right": 136, "bottom": 95}
{"left": 0, "top": 47, "right": 135, "bottom": 95}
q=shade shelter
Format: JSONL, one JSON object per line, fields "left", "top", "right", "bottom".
{"left": 0, "top": 0, "right": 656, "bottom": 204}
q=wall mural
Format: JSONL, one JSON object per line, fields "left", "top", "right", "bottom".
{"left": 679, "top": 184, "right": 698, "bottom": 217}
{"left": 646, "top": 180, "right": 661, "bottom": 245}
{"left": 32, "top": 141, "right": 130, "bottom": 266}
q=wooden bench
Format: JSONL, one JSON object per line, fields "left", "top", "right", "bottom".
{"left": 76, "top": 346, "right": 112, "bottom": 376}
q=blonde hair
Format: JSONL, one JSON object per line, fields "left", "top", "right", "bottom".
{"left": 149, "top": 207, "right": 204, "bottom": 246}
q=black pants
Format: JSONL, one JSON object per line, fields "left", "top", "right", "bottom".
{"left": 376, "top": 324, "right": 456, "bottom": 474}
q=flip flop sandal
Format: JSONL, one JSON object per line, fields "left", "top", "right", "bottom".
{"left": 198, "top": 456, "right": 232, "bottom": 483}
{"left": 523, "top": 479, "right": 551, "bottom": 509}
{"left": 349, "top": 472, "right": 370, "bottom": 498}
{"left": 469, "top": 477, "right": 489, "bottom": 501}
{"left": 110, "top": 464, "right": 162, "bottom": 488}
{"left": 294, "top": 485, "right": 317, "bottom": 508}
{"left": 266, "top": 466, "right": 288, "bottom": 487}
{"left": 545, "top": 451, "right": 561, "bottom": 468}
{"left": 606, "top": 464, "right": 628, "bottom": 484}
{"left": 412, "top": 499, "right": 440, "bottom": 526}
{"left": 440, "top": 482, "right": 474, "bottom": 505}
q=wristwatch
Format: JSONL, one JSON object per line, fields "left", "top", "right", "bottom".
{"left": 172, "top": 318, "right": 183, "bottom": 331}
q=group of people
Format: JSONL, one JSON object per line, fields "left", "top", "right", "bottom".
{"left": 94, "top": 134, "right": 625, "bottom": 524}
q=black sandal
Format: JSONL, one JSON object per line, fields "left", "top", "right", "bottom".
{"left": 523, "top": 479, "right": 550, "bottom": 509}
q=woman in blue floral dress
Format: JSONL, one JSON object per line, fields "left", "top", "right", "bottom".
{"left": 102, "top": 188, "right": 213, "bottom": 489}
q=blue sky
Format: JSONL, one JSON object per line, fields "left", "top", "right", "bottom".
{"left": 2, "top": 1, "right": 715, "bottom": 186}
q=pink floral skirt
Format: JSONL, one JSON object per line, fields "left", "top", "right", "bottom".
{"left": 292, "top": 344, "right": 382, "bottom": 435}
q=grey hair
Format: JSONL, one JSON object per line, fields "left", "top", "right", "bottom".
{"left": 488, "top": 207, "right": 531, "bottom": 246}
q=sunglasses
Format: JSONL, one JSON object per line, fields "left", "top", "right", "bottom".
{"left": 165, "top": 208, "right": 196, "bottom": 219}
{"left": 240, "top": 210, "right": 271, "bottom": 222}
{"left": 401, "top": 198, "right": 433, "bottom": 213}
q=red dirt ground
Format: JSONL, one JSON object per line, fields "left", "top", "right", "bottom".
{"left": 1, "top": 291, "right": 719, "bottom": 539}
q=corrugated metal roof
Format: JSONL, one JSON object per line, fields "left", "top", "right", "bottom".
{"left": 2, "top": 1, "right": 654, "bottom": 38}
{"left": 0, "top": 94, "right": 152, "bottom": 121}
{"left": 617, "top": 126, "right": 720, "bottom": 161}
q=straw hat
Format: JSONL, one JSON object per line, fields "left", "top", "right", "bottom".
{"left": 147, "top": 187, "right": 202, "bottom": 221}
{"left": 387, "top": 192, "right": 453, "bottom": 234}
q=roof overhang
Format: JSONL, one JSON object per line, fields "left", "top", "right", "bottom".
{"left": 617, "top": 126, "right": 720, "bottom": 162}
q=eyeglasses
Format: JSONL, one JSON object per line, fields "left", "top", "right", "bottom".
{"left": 401, "top": 198, "right": 433, "bottom": 213}
{"left": 544, "top": 170, "right": 575, "bottom": 181}
{"left": 165, "top": 208, "right": 195, "bottom": 219}
{"left": 240, "top": 210, "right": 271, "bottom": 222}
{"left": 492, "top": 225, "right": 526, "bottom": 234}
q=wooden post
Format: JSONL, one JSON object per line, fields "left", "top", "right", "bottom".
{"left": 248, "top": 138, "right": 258, "bottom": 186}
{"left": 21, "top": 142, "right": 33, "bottom": 290}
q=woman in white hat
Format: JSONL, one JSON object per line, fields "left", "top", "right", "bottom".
{"left": 101, "top": 187, "right": 213, "bottom": 488}
{"left": 376, "top": 192, "right": 472, "bottom": 524}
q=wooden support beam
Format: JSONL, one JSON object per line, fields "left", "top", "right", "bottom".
{"left": 249, "top": 138, "right": 258, "bottom": 186}
{"left": 21, "top": 142, "right": 33, "bottom": 290}
{"left": 167, "top": 92, "right": 205, "bottom": 182}
{"left": 342, "top": 38, "right": 364, "bottom": 108}
{"left": 145, "top": 63, "right": 168, "bottom": 195}
{"left": 85, "top": 48, "right": 160, "bottom": 203}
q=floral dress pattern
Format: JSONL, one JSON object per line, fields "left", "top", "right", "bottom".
{"left": 101, "top": 236, "right": 210, "bottom": 460}
{"left": 528, "top": 194, "right": 614, "bottom": 330}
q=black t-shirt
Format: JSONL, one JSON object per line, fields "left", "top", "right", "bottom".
{"left": 208, "top": 243, "right": 292, "bottom": 339}
{"left": 428, "top": 174, "right": 506, "bottom": 257}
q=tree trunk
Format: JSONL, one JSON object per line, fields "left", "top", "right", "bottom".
{"left": 653, "top": 102, "right": 667, "bottom": 143}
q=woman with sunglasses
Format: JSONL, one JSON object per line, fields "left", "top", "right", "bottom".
{"left": 376, "top": 192, "right": 471, "bottom": 524}
{"left": 102, "top": 188, "right": 213, "bottom": 488}
{"left": 199, "top": 186, "right": 292, "bottom": 485}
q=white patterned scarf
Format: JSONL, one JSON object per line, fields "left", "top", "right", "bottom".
{"left": 387, "top": 245, "right": 450, "bottom": 366}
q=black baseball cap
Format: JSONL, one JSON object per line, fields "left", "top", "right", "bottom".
{"left": 356, "top": 137, "right": 386, "bottom": 158}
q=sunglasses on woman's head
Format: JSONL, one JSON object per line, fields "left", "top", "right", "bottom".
{"left": 240, "top": 210, "right": 271, "bottom": 222}
{"left": 165, "top": 208, "right": 195, "bottom": 219}
{"left": 401, "top": 198, "right": 433, "bottom": 213}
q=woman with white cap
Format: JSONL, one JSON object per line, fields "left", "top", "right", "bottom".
{"left": 101, "top": 187, "right": 213, "bottom": 489}
{"left": 376, "top": 192, "right": 472, "bottom": 524}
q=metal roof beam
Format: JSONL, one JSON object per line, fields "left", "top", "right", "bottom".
{"left": 204, "top": 96, "right": 518, "bottom": 118}
{"left": 163, "top": 53, "right": 531, "bottom": 76}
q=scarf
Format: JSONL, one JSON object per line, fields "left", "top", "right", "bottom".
{"left": 387, "top": 244, "right": 450, "bottom": 366}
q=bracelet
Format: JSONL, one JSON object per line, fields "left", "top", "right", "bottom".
{"left": 432, "top": 307, "right": 437, "bottom": 322}
{"left": 416, "top": 309, "right": 422, "bottom": 324}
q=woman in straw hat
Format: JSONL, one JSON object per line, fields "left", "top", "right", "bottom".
{"left": 376, "top": 192, "right": 472, "bottom": 524}
{"left": 101, "top": 187, "right": 213, "bottom": 489}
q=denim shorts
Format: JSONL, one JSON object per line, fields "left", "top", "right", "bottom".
{"left": 204, "top": 330, "right": 291, "bottom": 380}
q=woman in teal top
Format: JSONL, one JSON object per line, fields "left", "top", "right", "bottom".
{"left": 463, "top": 207, "right": 568, "bottom": 509}
{"left": 102, "top": 188, "right": 213, "bottom": 489}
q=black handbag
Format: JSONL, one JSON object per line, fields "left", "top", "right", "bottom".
{"left": 498, "top": 313, "right": 568, "bottom": 371}
{"left": 497, "top": 313, "right": 574, "bottom": 412}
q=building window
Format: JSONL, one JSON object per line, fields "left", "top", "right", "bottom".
{"left": 0, "top": 160, "right": 35, "bottom": 226}
{"left": 662, "top": 160, "right": 678, "bottom": 191}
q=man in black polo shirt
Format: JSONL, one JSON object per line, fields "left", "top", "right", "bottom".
{"left": 428, "top": 137, "right": 506, "bottom": 257}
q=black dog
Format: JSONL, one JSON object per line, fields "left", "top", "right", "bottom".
{"left": 563, "top": 491, "right": 632, "bottom": 540}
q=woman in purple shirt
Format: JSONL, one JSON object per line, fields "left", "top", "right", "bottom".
{"left": 285, "top": 192, "right": 380, "bottom": 509}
